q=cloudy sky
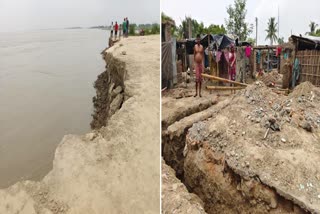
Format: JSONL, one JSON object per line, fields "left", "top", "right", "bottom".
{"left": 162, "top": 0, "right": 320, "bottom": 45}
{"left": 0, "top": 0, "right": 160, "bottom": 32}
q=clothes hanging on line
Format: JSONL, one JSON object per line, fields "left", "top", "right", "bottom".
{"left": 245, "top": 46, "right": 251, "bottom": 58}
{"left": 256, "top": 50, "right": 261, "bottom": 64}
{"left": 216, "top": 51, "right": 222, "bottom": 62}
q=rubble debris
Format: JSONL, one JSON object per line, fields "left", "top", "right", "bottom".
{"left": 301, "top": 120, "right": 312, "bottom": 132}
{"left": 258, "top": 70, "right": 283, "bottom": 88}
{"left": 166, "top": 81, "right": 320, "bottom": 213}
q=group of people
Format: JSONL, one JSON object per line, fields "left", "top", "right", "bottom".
{"left": 110, "top": 17, "right": 130, "bottom": 40}
{"left": 192, "top": 34, "right": 237, "bottom": 97}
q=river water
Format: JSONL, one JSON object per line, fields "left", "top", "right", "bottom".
{"left": 0, "top": 29, "right": 109, "bottom": 188}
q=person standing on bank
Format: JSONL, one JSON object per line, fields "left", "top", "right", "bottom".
{"left": 114, "top": 21, "right": 119, "bottom": 40}
{"left": 193, "top": 34, "right": 204, "bottom": 97}
{"left": 123, "top": 18, "right": 127, "bottom": 38}
{"left": 110, "top": 22, "right": 114, "bottom": 38}
{"left": 126, "top": 17, "right": 129, "bottom": 37}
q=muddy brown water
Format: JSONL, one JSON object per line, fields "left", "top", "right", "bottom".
{"left": 0, "top": 29, "right": 109, "bottom": 188}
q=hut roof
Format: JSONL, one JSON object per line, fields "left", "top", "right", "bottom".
{"left": 291, "top": 35, "right": 320, "bottom": 50}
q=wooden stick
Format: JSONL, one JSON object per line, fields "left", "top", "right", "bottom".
{"left": 202, "top": 73, "right": 248, "bottom": 86}
{"left": 264, "top": 128, "right": 270, "bottom": 139}
{"left": 206, "top": 86, "right": 245, "bottom": 90}
{"left": 217, "top": 60, "right": 219, "bottom": 82}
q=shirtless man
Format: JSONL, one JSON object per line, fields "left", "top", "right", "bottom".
{"left": 193, "top": 34, "right": 204, "bottom": 97}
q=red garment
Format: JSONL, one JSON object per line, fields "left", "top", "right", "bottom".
{"left": 195, "top": 63, "right": 203, "bottom": 83}
{"left": 216, "top": 51, "right": 222, "bottom": 62}
{"left": 115, "top": 23, "right": 119, "bottom": 31}
{"left": 223, "top": 51, "right": 229, "bottom": 62}
{"left": 276, "top": 46, "right": 282, "bottom": 56}
{"left": 229, "top": 52, "right": 236, "bottom": 81}
{"left": 245, "top": 46, "right": 251, "bottom": 58}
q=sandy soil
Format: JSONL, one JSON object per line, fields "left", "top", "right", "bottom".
{"left": 0, "top": 35, "right": 160, "bottom": 214}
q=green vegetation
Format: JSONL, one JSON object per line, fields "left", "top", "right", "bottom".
{"left": 306, "top": 21, "right": 320, "bottom": 36}
{"left": 129, "top": 24, "right": 136, "bottom": 35}
{"left": 151, "top": 23, "right": 160, "bottom": 34}
{"left": 206, "top": 24, "right": 227, "bottom": 35}
{"left": 134, "top": 23, "right": 160, "bottom": 35}
{"left": 89, "top": 26, "right": 106, "bottom": 29}
{"left": 265, "top": 17, "right": 278, "bottom": 45}
{"left": 95, "top": 23, "right": 159, "bottom": 36}
{"left": 161, "top": 12, "right": 177, "bottom": 36}
{"left": 225, "top": 0, "right": 252, "bottom": 40}
{"left": 161, "top": 12, "right": 174, "bottom": 23}
{"left": 162, "top": 0, "right": 257, "bottom": 41}
{"left": 162, "top": 12, "right": 226, "bottom": 39}
{"left": 277, "top": 37, "right": 284, "bottom": 45}
{"left": 247, "top": 38, "right": 256, "bottom": 45}
{"left": 161, "top": 13, "right": 226, "bottom": 39}
{"left": 177, "top": 17, "right": 226, "bottom": 38}
{"left": 308, "top": 22, "right": 318, "bottom": 35}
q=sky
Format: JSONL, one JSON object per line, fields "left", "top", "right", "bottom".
{"left": 161, "top": 0, "right": 320, "bottom": 45}
{"left": 0, "top": 0, "right": 160, "bottom": 32}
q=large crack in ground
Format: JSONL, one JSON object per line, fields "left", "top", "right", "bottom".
{"left": 91, "top": 52, "right": 127, "bottom": 129}
{"left": 162, "top": 83, "right": 320, "bottom": 213}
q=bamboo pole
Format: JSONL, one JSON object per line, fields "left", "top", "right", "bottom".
{"left": 217, "top": 57, "right": 220, "bottom": 82}
{"left": 317, "top": 53, "right": 320, "bottom": 86}
{"left": 253, "top": 49, "right": 257, "bottom": 74}
{"left": 264, "top": 128, "right": 270, "bottom": 139}
{"left": 206, "top": 86, "right": 245, "bottom": 90}
{"left": 208, "top": 33, "right": 210, "bottom": 70}
{"left": 201, "top": 73, "right": 248, "bottom": 86}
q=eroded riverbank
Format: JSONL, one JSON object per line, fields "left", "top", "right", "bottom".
{"left": 0, "top": 35, "right": 160, "bottom": 214}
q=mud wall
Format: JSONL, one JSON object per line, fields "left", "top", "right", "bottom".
{"left": 161, "top": 98, "right": 216, "bottom": 180}
{"left": 162, "top": 159, "right": 206, "bottom": 213}
{"left": 184, "top": 137, "right": 308, "bottom": 214}
{"left": 91, "top": 52, "right": 126, "bottom": 129}
{"left": 162, "top": 126, "right": 309, "bottom": 213}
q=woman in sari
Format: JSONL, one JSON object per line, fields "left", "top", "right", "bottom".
{"left": 229, "top": 45, "right": 236, "bottom": 81}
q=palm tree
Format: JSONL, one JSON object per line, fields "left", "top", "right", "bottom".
{"left": 265, "top": 17, "right": 278, "bottom": 45}
{"left": 277, "top": 37, "right": 284, "bottom": 45}
{"left": 308, "top": 21, "right": 318, "bottom": 35}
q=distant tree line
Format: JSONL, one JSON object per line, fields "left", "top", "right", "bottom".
{"left": 88, "top": 23, "right": 160, "bottom": 36}
{"left": 161, "top": 12, "right": 226, "bottom": 39}
{"left": 128, "top": 23, "right": 160, "bottom": 35}
{"left": 89, "top": 25, "right": 106, "bottom": 29}
{"left": 162, "top": 0, "right": 320, "bottom": 46}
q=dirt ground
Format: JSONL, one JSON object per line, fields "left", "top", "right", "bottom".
{"left": 0, "top": 35, "right": 160, "bottom": 214}
{"left": 162, "top": 80, "right": 320, "bottom": 213}
{"left": 161, "top": 159, "right": 206, "bottom": 214}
